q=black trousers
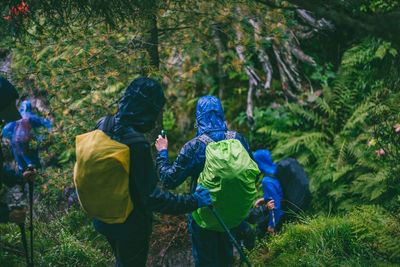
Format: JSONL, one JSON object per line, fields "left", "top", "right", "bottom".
{"left": 106, "top": 227, "right": 151, "bottom": 267}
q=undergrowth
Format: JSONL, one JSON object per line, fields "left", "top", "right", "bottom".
{"left": 248, "top": 205, "right": 400, "bottom": 266}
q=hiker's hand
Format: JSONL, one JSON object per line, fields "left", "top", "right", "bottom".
{"left": 155, "top": 135, "right": 168, "bottom": 151}
{"left": 22, "top": 168, "right": 37, "bottom": 183}
{"left": 268, "top": 226, "right": 275, "bottom": 234}
{"left": 194, "top": 185, "right": 212, "bottom": 208}
{"left": 9, "top": 208, "right": 27, "bottom": 224}
{"left": 255, "top": 198, "right": 265, "bottom": 207}
{"left": 266, "top": 199, "right": 275, "bottom": 210}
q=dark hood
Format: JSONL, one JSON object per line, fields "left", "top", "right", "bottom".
{"left": 0, "top": 76, "right": 21, "bottom": 122}
{"left": 195, "top": 95, "right": 226, "bottom": 136}
{"left": 115, "top": 77, "right": 165, "bottom": 133}
{"left": 0, "top": 77, "right": 19, "bottom": 111}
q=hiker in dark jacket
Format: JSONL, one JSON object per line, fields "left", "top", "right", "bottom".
{"left": 3, "top": 100, "right": 52, "bottom": 171}
{"left": 156, "top": 95, "right": 253, "bottom": 267}
{"left": 92, "top": 77, "right": 212, "bottom": 267}
{"left": 247, "top": 149, "right": 283, "bottom": 238}
{"left": 0, "top": 77, "right": 36, "bottom": 224}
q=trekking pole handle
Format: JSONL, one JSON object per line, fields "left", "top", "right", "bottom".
{"left": 208, "top": 205, "right": 252, "bottom": 267}
{"left": 266, "top": 197, "right": 276, "bottom": 229}
{"left": 161, "top": 129, "right": 166, "bottom": 138}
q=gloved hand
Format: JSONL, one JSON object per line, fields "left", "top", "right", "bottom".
{"left": 22, "top": 168, "right": 37, "bottom": 183}
{"left": 194, "top": 185, "right": 212, "bottom": 208}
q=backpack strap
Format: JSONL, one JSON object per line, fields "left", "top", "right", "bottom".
{"left": 101, "top": 115, "right": 115, "bottom": 133}
{"left": 225, "top": 130, "right": 236, "bottom": 140}
{"left": 124, "top": 131, "right": 148, "bottom": 146}
{"left": 264, "top": 173, "right": 276, "bottom": 178}
{"left": 198, "top": 134, "right": 215, "bottom": 146}
{"left": 198, "top": 131, "right": 236, "bottom": 145}
{"left": 98, "top": 115, "right": 147, "bottom": 145}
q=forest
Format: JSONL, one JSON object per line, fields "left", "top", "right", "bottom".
{"left": 0, "top": 0, "right": 399, "bottom": 266}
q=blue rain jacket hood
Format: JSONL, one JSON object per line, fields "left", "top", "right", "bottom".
{"left": 253, "top": 149, "right": 277, "bottom": 175}
{"left": 195, "top": 95, "right": 226, "bottom": 136}
{"left": 19, "top": 100, "right": 33, "bottom": 118}
{"left": 2, "top": 100, "right": 52, "bottom": 170}
{"left": 115, "top": 77, "right": 165, "bottom": 133}
{"left": 12, "top": 100, "right": 52, "bottom": 130}
{"left": 0, "top": 76, "right": 19, "bottom": 110}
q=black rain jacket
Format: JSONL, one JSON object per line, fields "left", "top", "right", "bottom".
{"left": 92, "top": 78, "right": 198, "bottom": 240}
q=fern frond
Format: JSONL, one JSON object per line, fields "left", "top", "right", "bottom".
{"left": 287, "top": 103, "right": 323, "bottom": 128}
{"left": 342, "top": 101, "right": 375, "bottom": 135}
{"left": 332, "top": 165, "right": 353, "bottom": 182}
{"left": 272, "top": 132, "right": 328, "bottom": 158}
{"left": 341, "top": 37, "right": 380, "bottom": 68}
{"left": 315, "top": 96, "right": 336, "bottom": 119}
{"left": 351, "top": 170, "right": 388, "bottom": 200}
{"left": 256, "top": 125, "right": 279, "bottom": 136}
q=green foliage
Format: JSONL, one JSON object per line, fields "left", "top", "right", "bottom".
{"left": 9, "top": 21, "right": 148, "bottom": 167}
{"left": 0, "top": 208, "right": 111, "bottom": 266}
{"left": 235, "top": 105, "right": 303, "bottom": 150}
{"left": 249, "top": 206, "right": 400, "bottom": 266}
{"left": 360, "top": 0, "right": 399, "bottom": 13}
{"left": 1, "top": 2, "right": 399, "bottom": 265}
{"left": 310, "top": 63, "right": 335, "bottom": 86}
{"left": 162, "top": 110, "right": 176, "bottom": 131}
{"left": 250, "top": 37, "right": 400, "bottom": 211}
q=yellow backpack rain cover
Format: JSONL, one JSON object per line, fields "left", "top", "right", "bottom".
{"left": 74, "top": 129, "right": 133, "bottom": 224}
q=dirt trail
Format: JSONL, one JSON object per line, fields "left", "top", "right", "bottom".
{"left": 147, "top": 214, "right": 194, "bottom": 266}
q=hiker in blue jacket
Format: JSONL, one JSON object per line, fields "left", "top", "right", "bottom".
{"left": 156, "top": 95, "right": 253, "bottom": 267}
{"left": 0, "top": 77, "right": 36, "bottom": 224}
{"left": 93, "top": 77, "right": 212, "bottom": 267}
{"left": 252, "top": 149, "right": 284, "bottom": 236}
{"left": 3, "top": 100, "right": 52, "bottom": 171}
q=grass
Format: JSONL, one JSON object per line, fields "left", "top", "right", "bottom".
{"left": 248, "top": 205, "right": 400, "bottom": 267}
{"left": 0, "top": 207, "right": 112, "bottom": 267}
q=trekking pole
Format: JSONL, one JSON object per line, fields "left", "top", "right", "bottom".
{"left": 21, "top": 165, "right": 35, "bottom": 266}
{"left": 266, "top": 197, "right": 276, "bottom": 229}
{"left": 28, "top": 180, "right": 34, "bottom": 267}
{"left": 6, "top": 186, "right": 31, "bottom": 266}
{"left": 26, "top": 164, "right": 35, "bottom": 267}
{"left": 208, "top": 205, "right": 252, "bottom": 267}
{"left": 18, "top": 223, "right": 30, "bottom": 267}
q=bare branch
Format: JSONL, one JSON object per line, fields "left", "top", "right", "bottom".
{"left": 273, "top": 44, "right": 302, "bottom": 91}
{"left": 295, "top": 30, "right": 316, "bottom": 39}
{"left": 234, "top": 15, "right": 260, "bottom": 125}
{"left": 292, "top": 47, "right": 317, "bottom": 66}
{"left": 248, "top": 18, "right": 273, "bottom": 92}
{"left": 276, "top": 62, "right": 299, "bottom": 102}
{"left": 296, "top": 9, "right": 335, "bottom": 30}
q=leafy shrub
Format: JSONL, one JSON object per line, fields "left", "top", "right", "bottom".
{"left": 247, "top": 37, "right": 400, "bottom": 211}
{"left": 249, "top": 205, "right": 400, "bottom": 266}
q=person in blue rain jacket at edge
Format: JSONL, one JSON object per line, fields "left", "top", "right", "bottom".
{"left": 3, "top": 100, "right": 52, "bottom": 171}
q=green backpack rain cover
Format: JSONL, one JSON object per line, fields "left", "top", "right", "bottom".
{"left": 192, "top": 132, "right": 259, "bottom": 231}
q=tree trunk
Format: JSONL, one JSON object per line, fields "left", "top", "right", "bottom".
{"left": 212, "top": 26, "right": 228, "bottom": 100}
{"left": 141, "top": 2, "right": 163, "bottom": 159}
{"left": 145, "top": 13, "right": 160, "bottom": 69}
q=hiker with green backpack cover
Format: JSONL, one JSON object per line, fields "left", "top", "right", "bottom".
{"left": 74, "top": 77, "right": 212, "bottom": 267}
{"left": 156, "top": 95, "right": 258, "bottom": 267}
